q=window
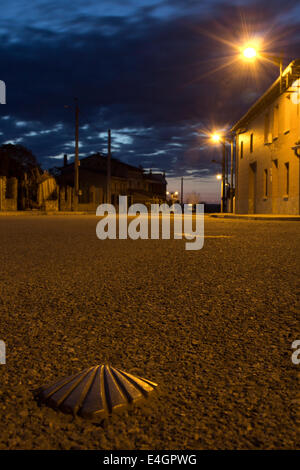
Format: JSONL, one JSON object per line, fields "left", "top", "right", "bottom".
{"left": 250, "top": 133, "right": 254, "bottom": 153}
{"left": 285, "top": 162, "right": 289, "bottom": 195}
{"left": 240, "top": 140, "right": 244, "bottom": 159}
{"left": 264, "top": 169, "right": 268, "bottom": 197}
{"left": 273, "top": 105, "right": 279, "bottom": 139}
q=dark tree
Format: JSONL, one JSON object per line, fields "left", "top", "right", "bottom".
{"left": 0, "top": 144, "right": 40, "bottom": 179}
{"left": 0, "top": 144, "right": 42, "bottom": 209}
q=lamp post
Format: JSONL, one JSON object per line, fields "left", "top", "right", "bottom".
{"left": 181, "top": 177, "right": 183, "bottom": 206}
{"left": 221, "top": 139, "right": 226, "bottom": 213}
{"left": 215, "top": 173, "right": 223, "bottom": 210}
{"left": 211, "top": 133, "right": 228, "bottom": 213}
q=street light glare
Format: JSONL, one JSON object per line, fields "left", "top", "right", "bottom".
{"left": 216, "top": 174, "right": 222, "bottom": 180}
{"left": 243, "top": 46, "right": 257, "bottom": 60}
{"left": 211, "top": 133, "right": 221, "bottom": 143}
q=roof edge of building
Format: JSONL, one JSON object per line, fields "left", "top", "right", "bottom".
{"left": 231, "top": 59, "right": 300, "bottom": 133}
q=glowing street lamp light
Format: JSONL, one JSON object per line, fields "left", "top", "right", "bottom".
{"left": 242, "top": 46, "right": 257, "bottom": 60}
{"left": 216, "top": 174, "right": 222, "bottom": 180}
{"left": 211, "top": 133, "right": 222, "bottom": 143}
{"left": 241, "top": 43, "right": 284, "bottom": 92}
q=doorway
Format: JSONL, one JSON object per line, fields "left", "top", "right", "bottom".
{"left": 272, "top": 159, "right": 278, "bottom": 214}
{"left": 248, "top": 162, "right": 257, "bottom": 214}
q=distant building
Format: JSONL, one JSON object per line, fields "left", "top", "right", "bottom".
{"left": 231, "top": 59, "right": 300, "bottom": 215}
{"left": 57, "top": 153, "right": 167, "bottom": 210}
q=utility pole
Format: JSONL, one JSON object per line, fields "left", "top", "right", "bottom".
{"left": 74, "top": 97, "right": 79, "bottom": 210}
{"left": 107, "top": 129, "right": 111, "bottom": 204}
{"left": 230, "top": 139, "right": 234, "bottom": 212}
{"left": 181, "top": 177, "right": 183, "bottom": 206}
{"left": 221, "top": 141, "right": 226, "bottom": 213}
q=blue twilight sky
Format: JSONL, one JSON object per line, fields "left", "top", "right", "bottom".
{"left": 1, "top": 0, "right": 300, "bottom": 201}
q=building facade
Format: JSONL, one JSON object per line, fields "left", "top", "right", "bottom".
{"left": 232, "top": 59, "right": 300, "bottom": 215}
{"left": 57, "top": 153, "right": 167, "bottom": 211}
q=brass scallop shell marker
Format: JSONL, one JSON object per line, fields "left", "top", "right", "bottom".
{"left": 34, "top": 365, "right": 158, "bottom": 418}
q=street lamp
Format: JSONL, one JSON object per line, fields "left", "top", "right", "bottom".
{"left": 241, "top": 44, "right": 284, "bottom": 92}
{"left": 243, "top": 46, "right": 257, "bottom": 60}
{"left": 211, "top": 132, "right": 221, "bottom": 143}
{"left": 167, "top": 191, "right": 179, "bottom": 204}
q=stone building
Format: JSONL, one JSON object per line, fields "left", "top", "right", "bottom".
{"left": 232, "top": 59, "right": 300, "bottom": 215}
{"left": 57, "top": 153, "right": 167, "bottom": 211}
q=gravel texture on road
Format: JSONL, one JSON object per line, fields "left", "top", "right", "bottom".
{"left": 0, "top": 215, "right": 299, "bottom": 449}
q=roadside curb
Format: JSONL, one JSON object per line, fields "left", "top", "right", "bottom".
{"left": 209, "top": 213, "right": 300, "bottom": 221}
{"left": 1, "top": 211, "right": 299, "bottom": 221}
{"left": 0, "top": 211, "right": 95, "bottom": 216}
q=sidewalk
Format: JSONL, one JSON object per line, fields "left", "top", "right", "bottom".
{"left": 0, "top": 211, "right": 95, "bottom": 216}
{"left": 209, "top": 213, "right": 300, "bottom": 221}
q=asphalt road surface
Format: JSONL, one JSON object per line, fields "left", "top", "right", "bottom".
{"left": 0, "top": 215, "right": 299, "bottom": 450}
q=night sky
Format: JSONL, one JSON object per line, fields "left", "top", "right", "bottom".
{"left": 1, "top": 0, "right": 300, "bottom": 201}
